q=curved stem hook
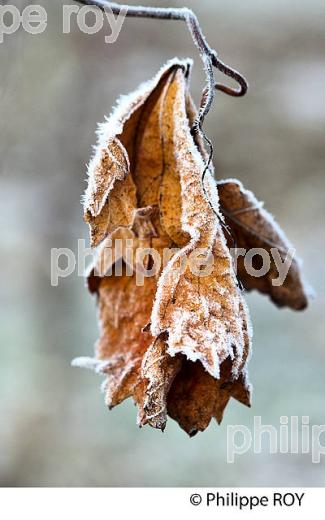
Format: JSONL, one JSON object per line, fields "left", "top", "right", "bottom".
{"left": 213, "top": 55, "right": 248, "bottom": 97}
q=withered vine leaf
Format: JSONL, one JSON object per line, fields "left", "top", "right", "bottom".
{"left": 217, "top": 179, "right": 311, "bottom": 310}
{"left": 74, "top": 58, "right": 310, "bottom": 436}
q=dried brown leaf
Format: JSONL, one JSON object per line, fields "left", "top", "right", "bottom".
{"left": 150, "top": 69, "right": 251, "bottom": 379}
{"left": 73, "top": 58, "right": 317, "bottom": 436}
{"left": 137, "top": 335, "right": 182, "bottom": 431}
{"left": 83, "top": 59, "right": 191, "bottom": 247}
{"left": 218, "top": 179, "right": 310, "bottom": 310}
{"left": 167, "top": 358, "right": 252, "bottom": 435}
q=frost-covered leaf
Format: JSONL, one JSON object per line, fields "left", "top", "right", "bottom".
{"left": 218, "top": 179, "right": 311, "bottom": 310}
{"left": 80, "top": 60, "right": 191, "bottom": 422}
{"left": 73, "top": 58, "right": 310, "bottom": 436}
{"left": 150, "top": 69, "right": 251, "bottom": 380}
{"left": 167, "top": 358, "right": 252, "bottom": 435}
{"left": 83, "top": 59, "right": 192, "bottom": 247}
{"left": 136, "top": 335, "right": 182, "bottom": 431}
{"left": 95, "top": 272, "right": 156, "bottom": 408}
{"left": 84, "top": 139, "right": 136, "bottom": 248}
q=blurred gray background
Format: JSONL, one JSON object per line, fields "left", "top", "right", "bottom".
{"left": 0, "top": 0, "right": 324, "bottom": 486}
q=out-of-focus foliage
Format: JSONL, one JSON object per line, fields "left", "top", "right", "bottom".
{"left": 0, "top": 0, "right": 324, "bottom": 486}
